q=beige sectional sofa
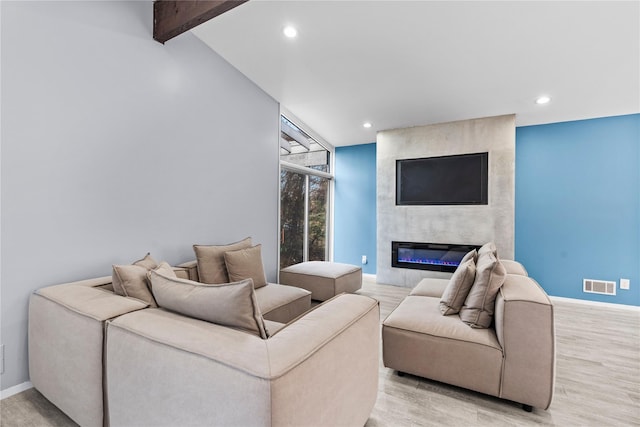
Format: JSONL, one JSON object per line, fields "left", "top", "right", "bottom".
{"left": 106, "top": 293, "right": 379, "bottom": 426}
{"left": 382, "top": 257, "right": 555, "bottom": 412}
{"left": 29, "top": 264, "right": 379, "bottom": 426}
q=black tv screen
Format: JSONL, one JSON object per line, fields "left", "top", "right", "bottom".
{"left": 396, "top": 152, "right": 488, "bottom": 205}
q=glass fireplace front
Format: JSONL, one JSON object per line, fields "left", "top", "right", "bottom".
{"left": 391, "top": 241, "right": 481, "bottom": 273}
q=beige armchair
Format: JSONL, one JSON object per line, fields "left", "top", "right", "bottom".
{"left": 382, "top": 266, "right": 555, "bottom": 411}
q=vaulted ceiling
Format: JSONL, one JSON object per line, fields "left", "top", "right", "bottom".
{"left": 191, "top": 1, "right": 639, "bottom": 146}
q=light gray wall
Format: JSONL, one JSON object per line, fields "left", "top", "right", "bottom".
{"left": 377, "top": 115, "right": 515, "bottom": 286}
{"left": 1, "top": 1, "right": 279, "bottom": 390}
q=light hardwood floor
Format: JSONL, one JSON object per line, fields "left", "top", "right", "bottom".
{"left": 361, "top": 278, "right": 640, "bottom": 427}
{"left": 2, "top": 278, "right": 639, "bottom": 426}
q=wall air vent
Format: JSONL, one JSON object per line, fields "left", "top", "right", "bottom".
{"left": 583, "top": 279, "right": 616, "bottom": 296}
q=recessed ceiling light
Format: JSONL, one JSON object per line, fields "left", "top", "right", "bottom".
{"left": 283, "top": 26, "right": 298, "bottom": 38}
{"left": 535, "top": 95, "right": 551, "bottom": 105}
{"left": 363, "top": 122, "right": 372, "bottom": 128}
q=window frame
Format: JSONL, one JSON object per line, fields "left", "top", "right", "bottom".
{"left": 278, "top": 108, "right": 335, "bottom": 273}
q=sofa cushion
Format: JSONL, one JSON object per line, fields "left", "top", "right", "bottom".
{"left": 254, "top": 283, "right": 312, "bottom": 324}
{"left": 382, "top": 295, "right": 503, "bottom": 397}
{"left": 194, "top": 237, "right": 252, "bottom": 284}
{"left": 224, "top": 244, "right": 267, "bottom": 289}
{"left": 459, "top": 252, "right": 507, "bottom": 328}
{"left": 409, "top": 278, "right": 449, "bottom": 298}
{"left": 148, "top": 262, "right": 268, "bottom": 339}
{"left": 112, "top": 253, "right": 159, "bottom": 307}
{"left": 439, "top": 258, "right": 477, "bottom": 315}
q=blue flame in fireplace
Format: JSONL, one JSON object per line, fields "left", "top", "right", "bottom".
{"left": 397, "top": 248, "right": 461, "bottom": 267}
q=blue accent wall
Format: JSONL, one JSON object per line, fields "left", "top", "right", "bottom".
{"left": 334, "top": 143, "right": 377, "bottom": 274}
{"left": 333, "top": 115, "right": 639, "bottom": 306}
{"left": 516, "top": 114, "right": 639, "bottom": 306}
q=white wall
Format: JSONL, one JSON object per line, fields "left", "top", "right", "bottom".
{"left": 377, "top": 115, "right": 515, "bottom": 286}
{"left": 1, "top": 1, "right": 279, "bottom": 390}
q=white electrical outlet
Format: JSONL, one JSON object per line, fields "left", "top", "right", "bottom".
{"left": 361, "top": 255, "right": 368, "bottom": 265}
{"left": 620, "top": 278, "right": 630, "bottom": 290}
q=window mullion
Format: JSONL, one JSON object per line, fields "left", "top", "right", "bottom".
{"left": 303, "top": 174, "right": 310, "bottom": 262}
{"left": 280, "top": 160, "right": 333, "bottom": 180}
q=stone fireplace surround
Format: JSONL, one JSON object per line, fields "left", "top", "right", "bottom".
{"left": 376, "top": 115, "right": 515, "bottom": 287}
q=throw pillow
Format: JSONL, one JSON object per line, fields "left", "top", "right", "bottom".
{"left": 194, "top": 237, "right": 252, "bottom": 284}
{"left": 224, "top": 244, "right": 268, "bottom": 289}
{"left": 459, "top": 252, "right": 507, "bottom": 328}
{"left": 153, "top": 261, "right": 178, "bottom": 278}
{"left": 133, "top": 252, "right": 159, "bottom": 270}
{"left": 112, "top": 253, "right": 159, "bottom": 307}
{"left": 148, "top": 263, "right": 268, "bottom": 339}
{"left": 459, "top": 248, "right": 477, "bottom": 265}
{"left": 439, "top": 258, "right": 477, "bottom": 315}
{"left": 478, "top": 241, "right": 498, "bottom": 257}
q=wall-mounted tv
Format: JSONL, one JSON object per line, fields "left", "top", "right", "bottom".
{"left": 396, "top": 152, "right": 488, "bottom": 205}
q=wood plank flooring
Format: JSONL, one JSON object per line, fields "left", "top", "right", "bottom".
{"left": 361, "top": 278, "right": 640, "bottom": 427}
{"left": 2, "top": 278, "right": 639, "bottom": 426}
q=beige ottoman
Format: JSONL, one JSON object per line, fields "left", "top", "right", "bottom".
{"left": 279, "top": 261, "right": 362, "bottom": 301}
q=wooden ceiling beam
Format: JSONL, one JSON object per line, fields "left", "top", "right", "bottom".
{"left": 153, "top": 0, "right": 249, "bottom": 44}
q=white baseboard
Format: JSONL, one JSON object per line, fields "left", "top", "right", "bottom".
{"left": 363, "top": 274, "right": 638, "bottom": 311}
{"left": 550, "top": 295, "right": 640, "bottom": 311}
{"left": 1, "top": 381, "right": 33, "bottom": 400}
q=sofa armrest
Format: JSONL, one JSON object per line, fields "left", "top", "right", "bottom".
{"left": 494, "top": 274, "right": 555, "bottom": 409}
{"left": 172, "top": 266, "right": 189, "bottom": 280}
{"left": 266, "top": 294, "right": 380, "bottom": 426}
{"left": 29, "top": 283, "right": 148, "bottom": 427}
{"left": 35, "top": 280, "right": 149, "bottom": 321}
{"left": 500, "top": 259, "right": 528, "bottom": 276}
{"left": 176, "top": 259, "right": 199, "bottom": 281}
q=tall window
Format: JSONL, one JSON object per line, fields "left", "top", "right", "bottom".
{"left": 279, "top": 114, "right": 332, "bottom": 269}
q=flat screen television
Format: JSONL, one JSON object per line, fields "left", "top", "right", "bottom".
{"left": 396, "top": 152, "right": 488, "bottom": 205}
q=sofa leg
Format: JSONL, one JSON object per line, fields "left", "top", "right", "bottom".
{"left": 522, "top": 404, "right": 533, "bottom": 412}
{"left": 396, "top": 371, "right": 405, "bottom": 377}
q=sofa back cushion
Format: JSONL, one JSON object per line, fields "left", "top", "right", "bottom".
{"left": 459, "top": 252, "right": 506, "bottom": 328}
{"left": 112, "top": 253, "right": 159, "bottom": 307}
{"left": 193, "top": 237, "right": 252, "bottom": 284}
{"left": 148, "top": 262, "right": 268, "bottom": 339}
{"left": 439, "top": 257, "right": 477, "bottom": 315}
{"left": 224, "top": 244, "right": 268, "bottom": 289}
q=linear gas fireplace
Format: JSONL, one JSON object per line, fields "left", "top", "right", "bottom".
{"left": 391, "top": 241, "right": 481, "bottom": 273}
